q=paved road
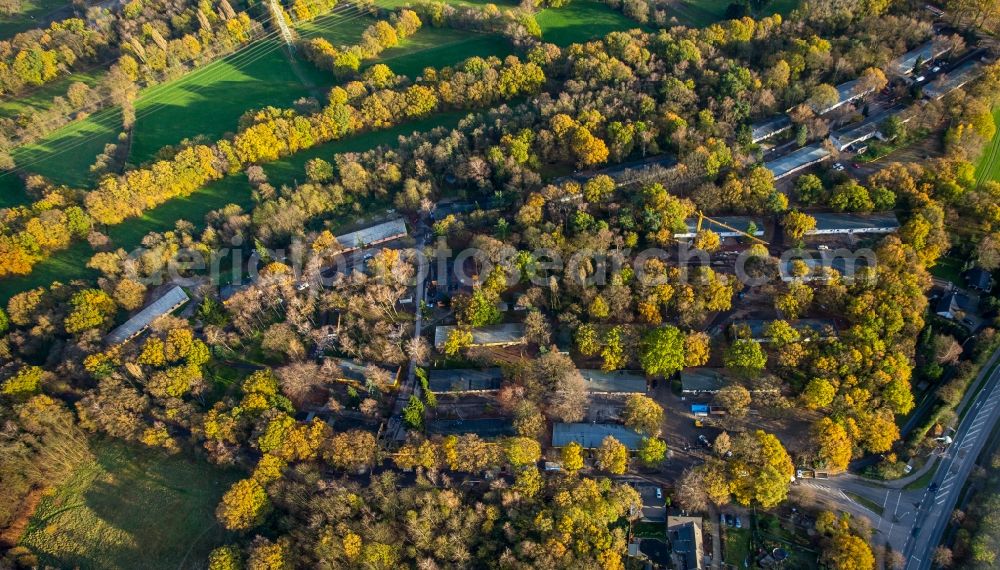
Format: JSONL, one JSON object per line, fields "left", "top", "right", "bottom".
{"left": 799, "top": 348, "right": 1000, "bottom": 561}
{"left": 386, "top": 219, "right": 429, "bottom": 441}
{"left": 903, "top": 352, "right": 1000, "bottom": 569}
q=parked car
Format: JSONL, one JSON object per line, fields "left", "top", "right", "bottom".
{"left": 735, "top": 517, "right": 742, "bottom": 529}
{"left": 932, "top": 66, "right": 941, "bottom": 72}
{"left": 656, "top": 488, "right": 663, "bottom": 500}
{"left": 929, "top": 483, "right": 938, "bottom": 493}
{"left": 726, "top": 514, "right": 735, "bottom": 527}
{"left": 916, "top": 75, "right": 926, "bottom": 82}
{"left": 832, "top": 162, "right": 846, "bottom": 171}
{"left": 698, "top": 435, "right": 711, "bottom": 448}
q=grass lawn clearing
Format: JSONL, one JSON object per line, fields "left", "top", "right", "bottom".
{"left": 0, "top": 111, "right": 468, "bottom": 302}
{"left": 0, "top": 68, "right": 105, "bottom": 119}
{"left": 975, "top": 106, "right": 1000, "bottom": 187}
{"left": 633, "top": 521, "right": 665, "bottom": 539}
{"left": 0, "top": 0, "right": 67, "bottom": 39}
{"left": 930, "top": 255, "right": 964, "bottom": 286}
{"left": 18, "top": 438, "right": 243, "bottom": 570}
{"left": 903, "top": 458, "right": 939, "bottom": 490}
{"left": 536, "top": 0, "right": 643, "bottom": 46}
{"left": 668, "top": 0, "right": 799, "bottom": 28}
{"left": 724, "top": 527, "right": 751, "bottom": 566}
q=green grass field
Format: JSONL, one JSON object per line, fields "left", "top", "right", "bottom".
{"left": 373, "top": 0, "right": 518, "bottom": 9}
{"left": 930, "top": 255, "right": 965, "bottom": 286}
{"left": 669, "top": 0, "right": 799, "bottom": 27}
{"left": 975, "top": 106, "right": 1000, "bottom": 187}
{"left": 18, "top": 439, "right": 243, "bottom": 570}
{"left": 0, "top": 111, "right": 467, "bottom": 301}
{"left": 724, "top": 527, "right": 751, "bottom": 566}
{"left": 536, "top": 0, "right": 642, "bottom": 46}
{"left": 3, "top": 11, "right": 512, "bottom": 197}
{"left": 0, "top": 0, "right": 67, "bottom": 39}
{"left": 0, "top": 68, "right": 104, "bottom": 119}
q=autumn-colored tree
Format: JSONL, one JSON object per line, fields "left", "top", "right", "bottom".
{"left": 782, "top": 210, "right": 816, "bottom": 243}
{"left": 684, "top": 331, "right": 711, "bottom": 367}
{"left": 504, "top": 436, "right": 541, "bottom": 467}
{"left": 813, "top": 418, "right": 852, "bottom": 472}
{"left": 715, "top": 384, "right": 751, "bottom": 417}
{"left": 596, "top": 436, "right": 628, "bottom": 474}
{"left": 217, "top": 478, "right": 271, "bottom": 531}
{"left": 64, "top": 288, "right": 116, "bottom": 334}
{"left": 622, "top": 395, "right": 664, "bottom": 436}
{"left": 562, "top": 441, "right": 585, "bottom": 472}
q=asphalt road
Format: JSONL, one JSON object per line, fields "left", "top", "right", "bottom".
{"left": 903, "top": 354, "right": 1000, "bottom": 569}
{"left": 798, "top": 348, "right": 1000, "bottom": 562}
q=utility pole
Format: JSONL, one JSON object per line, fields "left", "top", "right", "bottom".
{"left": 268, "top": 0, "right": 295, "bottom": 51}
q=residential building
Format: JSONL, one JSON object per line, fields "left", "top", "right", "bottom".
{"left": 888, "top": 40, "right": 951, "bottom": 76}
{"left": 551, "top": 423, "right": 644, "bottom": 449}
{"left": 579, "top": 369, "right": 647, "bottom": 394}
{"left": 806, "top": 212, "right": 900, "bottom": 235}
{"left": 936, "top": 291, "right": 976, "bottom": 320}
{"left": 427, "top": 368, "right": 504, "bottom": 393}
{"left": 923, "top": 60, "right": 984, "bottom": 100}
{"left": 667, "top": 516, "right": 705, "bottom": 570}
{"left": 674, "top": 215, "right": 765, "bottom": 239}
{"left": 966, "top": 267, "right": 993, "bottom": 292}
{"left": 105, "top": 285, "right": 189, "bottom": 345}
{"left": 680, "top": 368, "right": 728, "bottom": 394}
{"left": 731, "top": 318, "right": 839, "bottom": 342}
{"left": 434, "top": 323, "right": 527, "bottom": 349}
{"left": 750, "top": 115, "right": 792, "bottom": 143}
{"left": 814, "top": 79, "right": 875, "bottom": 115}
{"left": 765, "top": 144, "right": 831, "bottom": 180}
{"left": 335, "top": 218, "right": 407, "bottom": 252}
{"left": 426, "top": 418, "right": 514, "bottom": 438}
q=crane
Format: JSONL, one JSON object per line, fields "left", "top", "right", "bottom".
{"left": 694, "top": 210, "right": 769, "bottom": 246}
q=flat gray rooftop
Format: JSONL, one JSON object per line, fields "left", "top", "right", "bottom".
{"left": 427, "top": 418, "right": 514, "bottom": 438}
{"left": 105, "top": 286, "right": 189, "bottom": 345}
{"left": 434, "top": 323, "right": 526, "bottom": 348}
{"left": 751, "top": 115, "right": 792, "bottom": 143}
{"left": 552, "top": 422, "right": 644, "bottom": 449}
{"left": 427, "top": 368, "right": 503, "bottom": 392}
{"left": 924, "top": 61, "right": 983, "bottom": 99}
{"left": 889, "top": 40, "right": 950, "bottom": 76}
{"left": 810, "top": 212, "right": 900, "bottom": 232}
{"left": 765, "top": 144, "right": 831, "bottom": 179}
{"left": 335, "top": 219, "right": 407, "bottom": 250}
{"left": 579, "top": 369, "right": 647, "bottom": 393}
{"left": 680, "top": 368, "right": 729, "bottom": 393}
{"left": 676, "top": 215, "right": 765, "bottom": 238}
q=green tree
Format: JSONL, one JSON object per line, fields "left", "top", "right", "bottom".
{"left": 724, "top": 339, "right": 767, "bottom": 376}
{"left": 638, "top": 325, "right": 685, "bottom": 376}
{"left": 403, "top": 395, "right": 425, "bottom": 429}
{"left": 637, "top": 437, "right": 667, "bottom": 467}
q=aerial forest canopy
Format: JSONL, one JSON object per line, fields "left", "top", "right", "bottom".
{"left": 1, "top": 0, "right": 1000, "bottom": 568}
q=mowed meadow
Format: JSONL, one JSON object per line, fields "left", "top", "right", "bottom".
{"left": 0, "top": 0, "right": 629, "bottom": 301}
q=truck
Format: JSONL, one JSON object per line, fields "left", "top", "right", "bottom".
{"left": 709, "top": 406, "right": 727, "bottom": 416}
{"left": 691, "top": 404, "right": 709, "bottom": 417}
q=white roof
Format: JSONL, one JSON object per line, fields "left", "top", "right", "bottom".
{"left": 105, "top": 286, "right": 189, "bottom": 345}
{"left": 335, "top": 219, "right": 407, "bottom": 250}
